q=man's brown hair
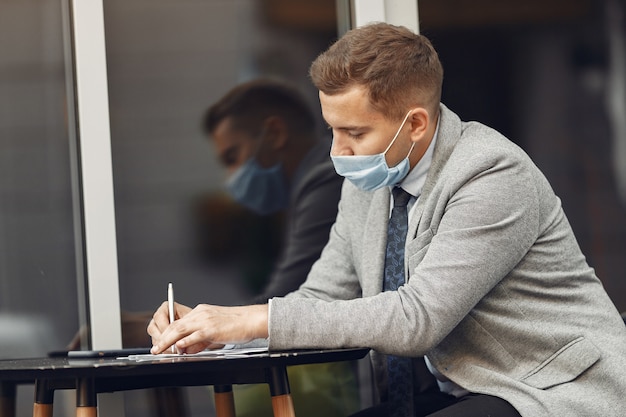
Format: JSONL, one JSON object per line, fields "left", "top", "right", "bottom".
{"left": 309, "top": 23, "right": 443, "bottom": 121}
{"left": 203, "top": 78, "right": 316, "bottom": 136}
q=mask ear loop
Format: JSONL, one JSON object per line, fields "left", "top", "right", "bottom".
{"left": 383, "top": 110, "right": 415, "bottom": 156}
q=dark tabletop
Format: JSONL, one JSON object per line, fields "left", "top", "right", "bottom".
{"left": 0, "top": 348, "right": 370, "bottom": 392}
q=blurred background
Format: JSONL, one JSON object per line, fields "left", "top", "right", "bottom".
{"left": 1, "top": 0, "right": 625, "bottom": 415}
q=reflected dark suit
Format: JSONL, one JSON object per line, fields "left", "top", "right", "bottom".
{"left": 252, "top": 140, "right": 343, "bottom": 303}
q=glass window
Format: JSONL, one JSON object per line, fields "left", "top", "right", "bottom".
{"left": 102, "top": 2, "right": 339, "bottom": 414}
{"left": 0, "top": 1, "right": 81, "bottom": 415}
{"left": 0, "top": 0, "right": 80, "bottom": 360}
{"left": 103, "top": 0, "right": 337, "bottom": 315}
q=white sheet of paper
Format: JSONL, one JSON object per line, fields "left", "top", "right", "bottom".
{"left": 119, "top": 346, "right": 269, "bottom": 361}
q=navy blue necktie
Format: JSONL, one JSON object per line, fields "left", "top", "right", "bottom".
{"left": 384, "top": 187, "right": 414, "bottom": 417}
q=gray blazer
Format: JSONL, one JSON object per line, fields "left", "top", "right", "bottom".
{"left": 268, "top": 104, "right": 626, "bottom": 416}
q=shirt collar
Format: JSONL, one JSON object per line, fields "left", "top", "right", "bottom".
{"left": 398, "top": 115, "right": 440, "bottom": 198}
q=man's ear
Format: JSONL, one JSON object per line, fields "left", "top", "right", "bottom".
{"left": 262, "top": 116, "right": 289, "bottom": 150}
{"left": 408, "top": 108, "right": 430, "bottom": 143}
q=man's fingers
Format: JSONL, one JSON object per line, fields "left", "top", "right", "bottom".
{"left": 148, "top": 301, "right": 175, "bottom": 339}
{"left": 147, "top": 303, "right": 266, "bottom": 355}
{"left": 151, "top": 316, "right": 193, "bottom": 354}
{"left": 176, "top": 340, "right": 208, "bottom": 354}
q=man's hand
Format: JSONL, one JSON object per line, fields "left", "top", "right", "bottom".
{"left": 148, "top": 302, "right": 269, "bottom": 354}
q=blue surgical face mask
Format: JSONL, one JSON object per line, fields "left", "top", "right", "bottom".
{"left": 225, "top": 135, "right": 289, "bottom": 215}
{"left": 330, "top": 111, "right": 416, "bottom": 191}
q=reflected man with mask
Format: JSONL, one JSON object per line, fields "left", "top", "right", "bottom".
{"left": 202, "top": 79, "right": 359, "bottom": 417}
{"left": 202, "top": 78, "right": 344, "bottom": 304}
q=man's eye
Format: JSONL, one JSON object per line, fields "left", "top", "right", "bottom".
{"left": 221, "top": 150, "right": 238, "bottom": 166}
{"left": 348, "top": 132, "right": 363, "bottom": 139}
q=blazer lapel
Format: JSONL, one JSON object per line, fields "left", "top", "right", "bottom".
{"left": 362, "top": 105, "right": 463, "bottom": 294}
{"left": 360, "top": 187, "right": 391, "bottom": 297}
{"left": 407, "top": 103, "right": 462, "bottom": 241}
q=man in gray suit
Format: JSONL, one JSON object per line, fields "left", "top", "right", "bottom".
{"left": 149, "top": 23, "right": 626, "bottom": 417}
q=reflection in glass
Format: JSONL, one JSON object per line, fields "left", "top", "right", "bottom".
{"left": 104, "top": 0, "right": 337, "bottom": 316}
{"left": 0, "top": 0, "right": 80, "bottom": 359}
{"left": 103, "top": 2, "right": 340, "bottom": 414}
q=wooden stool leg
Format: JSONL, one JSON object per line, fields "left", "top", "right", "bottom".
{"left": 76, "top": 378, "right": 96, "bottom": 417}
{"left": 213, "top": 385, "right": 236, "bottom": 417}
{"left": 33, "top": 404, "right": 53, "bottom": 417}
{"left": 271, "top": 395, "right": 295, "bottom": 417}
{"left": 267, "top": 367, "right": 295, "bottom": 417}
{"left": 1, "top": 382, "right": 16, "bottom": 417}
{"left": 76, "top": 408, "right": 97, "bottom": 417}
{"left": 33, "top": 380, "right": 53, "bottom": 417}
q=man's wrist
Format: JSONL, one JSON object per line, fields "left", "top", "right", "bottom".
{"left": 251, "top": 303, "right": 269, "bottom": 339}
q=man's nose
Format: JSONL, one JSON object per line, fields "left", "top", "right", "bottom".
{"left": 330, "top": 137, "right": 353, "bottom": 156}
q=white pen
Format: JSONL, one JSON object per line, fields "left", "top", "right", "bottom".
{"left": 167, "top": 282, "right": 176, "bottom": 353}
